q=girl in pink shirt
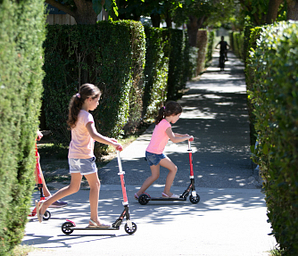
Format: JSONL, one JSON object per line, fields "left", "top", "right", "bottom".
{"left": 36, "top": 83, "right": 121, "bottom": 227}
{"left": 135, "top": 101, "right": 193, "bottom": 199}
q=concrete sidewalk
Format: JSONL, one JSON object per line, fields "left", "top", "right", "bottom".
{"left": 23, "top": 51, "right": 276, "bottom": 255}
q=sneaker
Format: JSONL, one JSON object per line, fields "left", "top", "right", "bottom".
{"left": 49, "top": 200, "right": 68, "bottom": 208}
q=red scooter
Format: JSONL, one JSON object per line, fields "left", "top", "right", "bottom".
{"left": 28, "top": 143, "right": 51, "bottom": 221}
{"left": 61, "top": 147, "right": 137, "bottom": 235}
{"left": 137, "top": 138, "right": 200, "bottom": 205}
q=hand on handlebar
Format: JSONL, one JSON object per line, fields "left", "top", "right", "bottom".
{"left": 116, "top": 145, "right": 123, "bottom": 151}
{"left": 188, "top": 136, "right": 194, "bottom": 142}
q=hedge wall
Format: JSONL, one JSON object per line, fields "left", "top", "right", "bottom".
{"left": 166, "top": 29, "right": 188, "bottom": 101}
{"left": 205, "top": 30, "right": 215, "bottom": 66}
{"left": 43, "top": 21, "right": 145, "bottom": 155}
{"left": 142, "top": 27, "right": 169, "bottom": 119}
{"left": 245, "top": 26, "right": 262, "bottom": 147}
{"left": 248, "top": 21, "right": 298, "bottom": 255}
{"left": 0, "top": 0, "right": 45, "bottom": 254}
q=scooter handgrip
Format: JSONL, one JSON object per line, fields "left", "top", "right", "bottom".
{"left": 116, "top": 146, "right": 123, "bottom": 151}
{"left": 189, "top": 137, "right": 194, "bottom": 142}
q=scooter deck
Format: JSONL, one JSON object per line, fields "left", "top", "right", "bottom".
{"left": 147, "top": 197, "right": 186, "bottom": 201}
{"left": 69, "top": 226, "right": 120, "bottom": 231}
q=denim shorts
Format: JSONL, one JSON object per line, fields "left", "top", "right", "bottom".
{"left": 69, "top": 157, "right": 97, "bottom": 175}
{"left": 145, "top": 151, "right": 166, "bottom": 166}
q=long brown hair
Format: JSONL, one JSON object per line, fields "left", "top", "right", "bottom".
{"left": 67, "top": 83, "right": 101, "bottom": 129}
{"left": 155, "top": 101, "right": 182, "bottom": 125}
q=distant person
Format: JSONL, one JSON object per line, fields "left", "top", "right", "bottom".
{"left": 134, "top": 101, "right": 194, "bottom": 199}
{"left": 36, "top": 130, "right": 67, "bottom": 208}
{"left": 216, "top": 36, "right": 230, "bottom": 61}
{"left": 36, "top": 83, "right": 122, "bottom": 227}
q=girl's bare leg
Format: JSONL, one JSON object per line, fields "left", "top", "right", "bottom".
{"left": 84, "top": 172, "right": 101, "bottom": 225}
{"left": 35, "top": 153, "right": 51, "bottom": 197}
{"left": 39, "top": 173, "right": 82, "bottom": 215}
{"left": 159, "top": 157, "right": 177, "bottom": 196}
{"left": 135, "top": 165, "right": 160, "bottom": 197}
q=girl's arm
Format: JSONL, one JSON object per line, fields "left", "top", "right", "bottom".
{"left": 174, "top": 133, "right": 189, "bottom": 137}
{"left": 86, "top": 122, "right": 121, "bottom": 149}
{"left": 166, "top": 127, "right": 193, "bottom": 143}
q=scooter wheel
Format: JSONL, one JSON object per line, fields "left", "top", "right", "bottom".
{"left": 124, "top": 222, "right": 137, "bottom": 235}
{"left": 61, "top": 221, "right": 74, "bottom": 235}
{"left": 43, "top": 210, "right": 51, "bottom": 221}
{"left": 138, "top": 194, "right": 149, "bottom": 205}
{"left": 189, "top": 194, "right": 200, "bottom": 204}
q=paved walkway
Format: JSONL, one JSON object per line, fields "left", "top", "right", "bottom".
{"left": 23, "top": 51, "right": 276, "bottom": 256}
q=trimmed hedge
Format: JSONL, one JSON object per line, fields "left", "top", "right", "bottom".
{"left": 232, "top": 31, "right": 245, "bottom": 61}
{"left": 0, "top": 0, "right": 46, "bottom": 254}
{"left": 205, "top": 30, "right": 215, "bottom": 66}
{"left": 166, "top": 29, "right": 188, "bottom": 101}
{"left": 249, "top": 21, "right": 298, "bottom": 255}
{"left": 43, "top": 21, "right": 145, "bottom": 155}
{"left": 245, "top": 26, "right": 262, "bottom": 147}
{"left": 142, "top": 26, "right": 169, "bottom": 119}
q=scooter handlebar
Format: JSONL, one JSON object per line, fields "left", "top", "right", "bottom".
{"left": 116, "top": 145, "right": 123, "bottom": 151}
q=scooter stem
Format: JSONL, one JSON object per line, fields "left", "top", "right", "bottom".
{"left": 117, "top": 151, "right": 128, "bottom": 205}
{"left": 188, "top": 140, "right": 194, "bottom": 178}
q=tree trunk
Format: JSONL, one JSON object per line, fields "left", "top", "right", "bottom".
{"left": 187, "top": 15, "right": 199, "bottom": 47}
{"left": 45, "top": 0, "right": 98, "bottom": 24}
{"left": 73, "top": 0, "right": 97, "bottom": 24}
{"left": 150, "top": 13, "right": 160, "bottom": 27}
{"left": 287, "top": 0, "right": 298, "bottom": 20}
{"left": 266, "top": 0, "right": 283, "bottom": 23}
{"left": 165, "top": 10, "right": 172, "bottom": 28}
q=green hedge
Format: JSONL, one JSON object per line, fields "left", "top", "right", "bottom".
{"left": 232, "top": 31, "right": 245, "bottom": 61}
{"left": 142, "top": 27, "right": 169, "bottom": 119}
{"left": 205, "top": 30, "right": 215, "bottom": 66}
{"left": 43, "top": 21, "right": 145, "bottom": 155}
{"left": 166, "top": 29, "right": 188, "bottom": 101}
{"left": 245, "top": 26, "right": 262, "bottom": 147}
{"left": 0, "top": 0, "right": 45, "bottom": 254}
{"left": 249, "top": 21, "right": 298, "bottom": 255}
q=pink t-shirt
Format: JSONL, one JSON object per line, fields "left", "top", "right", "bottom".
{"left": 146, "top": 119, "right": 171, "bottom": 154}
{"left": 68, "top": 110, "right": 95, "bottom": 159}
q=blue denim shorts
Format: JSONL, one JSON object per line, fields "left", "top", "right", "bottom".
{"left": 68, "top": 157, "right": 97, "bottom": 175}
{"left": 145, "top": 151, "right": 166, "bottom": 166}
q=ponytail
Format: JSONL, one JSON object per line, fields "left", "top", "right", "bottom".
{"left": 67, "top": 83, "right": 101, "bottom": 129}
{"left": 155, "top": 101, "right": 182, "bottom": 125}
{"left": 155, "top": 106, "right": 166, "bottom": 125}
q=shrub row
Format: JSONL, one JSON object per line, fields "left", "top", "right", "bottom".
{"left": 248, "top": 21, "right": 298, "bottom": 255}
{"left": 230, "top": 31, "right": 245, "bottom": 61}
{"left": 43, "top": 24, "right": 197, "bottom": 155}
{"left": 0, "top": 0, "right": 46, "bottom": 254}
{"left": 43, "top": 21, "right": 146, "bottom": 157}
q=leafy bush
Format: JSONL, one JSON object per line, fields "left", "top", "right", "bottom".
{"left": 245, "top": 26, "right": 262, "bottom": 146}
{"left": 232, "top": 31, "right": 245, "bottom": 61}
{"left": 0, "top": 0, "right": 45, "bottom": 254}
{"left": 205, "top": 30, "right": 215, "bottom": 66}
{"left": 43, "top": 21, "right": 145, "bottom": 155}
{"left": 249, "top": 21, "right": 298, "bottom": 255}
{"left": 166, "top": 29, "right": 188, "bottom": 101}
{"left": 142, "top": 26, "right": 169, "bottom": 119}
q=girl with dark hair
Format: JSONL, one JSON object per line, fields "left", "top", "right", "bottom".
{"left": 36, "top": 83, "right": 121, "bottom": 227}
{"left": 135, "top": 101, "right": 194, "bottom": 199}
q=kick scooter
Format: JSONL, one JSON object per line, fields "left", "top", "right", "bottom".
{"left": 61, "top": 147, "right": 137, "bottom": 235}
{"left": 138, "top": 138, "right": 200, "bottom": 205}
{"left": 28, "top": 143, "right": 51, "bottom": 221}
